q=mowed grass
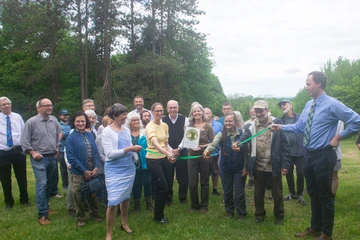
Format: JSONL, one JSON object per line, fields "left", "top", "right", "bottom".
{"left": 1, "top": 139, "right": 359, "bottom": 240}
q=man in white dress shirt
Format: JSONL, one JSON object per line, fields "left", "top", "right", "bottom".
{"left": 0, "top": 97, "right": 29, "bottom": 209}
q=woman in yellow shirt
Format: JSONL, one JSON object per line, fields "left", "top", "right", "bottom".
{"left": 145, "top": 102, "right": 175, "bottom": 224}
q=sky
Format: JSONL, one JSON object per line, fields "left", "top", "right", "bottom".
{"left": 196, "top": 0, "right": 360, "bottom": 98}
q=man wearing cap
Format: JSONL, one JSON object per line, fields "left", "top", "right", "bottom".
{"left": 278, "top": 100, "right": 306, "bottom": 206}
{"left": 237, "top": 100, "right": 290, "bottom": 225}
{"left": 0, "top": 96, "right": 29, "bottom": 209}
{"left": 270, "top": 71, "right": 360, "bottom": 239}
{"left": 20, "top": 98, "right": 62, "bottom": 225}
{"left": 57, "top": 109, "right": 71, "bottom": 190}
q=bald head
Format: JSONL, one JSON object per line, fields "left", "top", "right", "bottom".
{"left": 167, "top": 100, "right": 179, "bottom": 119}
{"left": 204, "top": 107, "right": 212, "bottom": 123}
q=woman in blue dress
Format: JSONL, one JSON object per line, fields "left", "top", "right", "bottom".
{"left": 102, "top": 104, "right": 142, "bottom": 239}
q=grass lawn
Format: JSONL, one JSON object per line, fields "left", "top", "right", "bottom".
{"left": 1, "top": 139, "right": 359, "bottom": 240}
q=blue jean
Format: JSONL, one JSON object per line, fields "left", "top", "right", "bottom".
{"left": 30, "top": 155, "right": 57, "bottom": 218}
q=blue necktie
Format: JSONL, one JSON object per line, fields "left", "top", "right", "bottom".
{"left": 6, "top": 116, "right": 13, "bottom": 147}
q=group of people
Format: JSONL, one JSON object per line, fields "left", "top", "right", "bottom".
{"left": 1, "top": 71, "right": 360, "bottom": 240}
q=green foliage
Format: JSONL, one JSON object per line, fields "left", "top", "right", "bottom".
{"left": 0, "top": 0, "right": 226, "bottom": 116}
{"left": 321, "top": 57, "right": 360, "bottom": 113}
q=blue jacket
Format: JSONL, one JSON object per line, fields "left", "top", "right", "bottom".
{"left": 139, "top": 135, "right": 148, "bottom": 170}
{"left": 66, "top": 130, "right": 100, "bottom": 175}
{"left": 59, "top": 121, "right": 71, "bottom": 152}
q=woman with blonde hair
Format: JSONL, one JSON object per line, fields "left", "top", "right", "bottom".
{"left": 187, "top": 103, "right": 214, "bottom": 213}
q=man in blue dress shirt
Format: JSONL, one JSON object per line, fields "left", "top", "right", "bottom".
{"left": 270, "top": 71, "right": 360, "bottom": 240}
{"left": 204, "top": 107, "right": 223, "bottom": 196}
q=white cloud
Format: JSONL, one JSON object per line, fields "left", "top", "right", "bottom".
{"left": 197, "top": 0, "right": 360, "bottom": 97}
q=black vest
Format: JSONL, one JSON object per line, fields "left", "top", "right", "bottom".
{"left": 163, "top": 115, "right": 185, "bottom": 149}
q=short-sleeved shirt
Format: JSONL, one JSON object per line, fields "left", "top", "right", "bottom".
{"left": 145, "top": 121, "right": 169, "bottom": 159}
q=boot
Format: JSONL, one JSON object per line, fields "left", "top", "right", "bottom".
{"left": 145, "top": 197, "right": 154, "bottom": 211}
{"left": 134, "top": 200, "right": 140, "bottom": 213}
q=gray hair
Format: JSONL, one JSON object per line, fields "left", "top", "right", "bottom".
{"left": 233, "top": 111, "right": 245, "bottom": 129}
{"left": 188, "top": 103, "right": 208, "bottom": 124}
{"left": 126, "top": 112, "right": 143, "bottom": 130}
{"left": 0, "top": 97, "right": 11, "bottom": 103}
{"left": 84, "top": 109, "right": 97, "bottom": 121}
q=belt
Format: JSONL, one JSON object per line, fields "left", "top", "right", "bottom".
{"left": 0, "top": 146, "right": 23, "bottom": 156}
{"left": 42, "top": 153, "right": 57, "bottom": 157}
{"left": 306, "top": 145, "right": 333, "bottom": 153}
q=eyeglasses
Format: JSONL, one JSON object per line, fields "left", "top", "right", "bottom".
{"left": 131, "top": 119, "right": 140, "bottom": 122}
{"left": 154, "top": 110, "right": 163, "bottom": 113}
{"left": 40, "top": 104, "right": 53, "bottom": 108}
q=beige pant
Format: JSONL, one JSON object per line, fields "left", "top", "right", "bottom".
{"left": 72, "top": 174, "right": 99, "bottom": 222}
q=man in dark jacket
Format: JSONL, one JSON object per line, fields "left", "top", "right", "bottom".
{"left": 238, "top": 100, "right": 290, "bottom": 225}
{"left": 278, "top": 100, "right": 306, "bottom": 206}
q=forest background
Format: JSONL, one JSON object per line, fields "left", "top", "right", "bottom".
{"left": 1, "top": 0, "right": 360, "bottom": 121}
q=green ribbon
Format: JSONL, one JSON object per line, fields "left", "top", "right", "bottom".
{"left": 143, "top": 148, "right": 203, "bottom": 160}
{"left": 143, "top": 126, "right": 270, "bottom": 161}
{"left": 237, "top": 127, "right": 269, "bottom": 146}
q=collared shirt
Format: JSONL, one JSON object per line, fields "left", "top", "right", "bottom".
{"left": 0, "top": 112, "right": 24, "bottom": 151}
{"left": 209, "top": 119, "right": 223, "bottom": 155}
{"left": 168, "top": 114, "right": 189, "bottom": 126}
{"left": 20, "top": 114, "right": 62, "bottom": 154}
{"left": 59, "top": 121, "right": 71, "bottom": 152}
{"left": 255, "top": 117, "right": 272, "bottom": 172}
{"left": 282, "top": 92, "right": 360, "bottom": 150}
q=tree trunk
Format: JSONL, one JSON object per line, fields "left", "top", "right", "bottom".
{"left": 77, "top": 0, "right": 85, "bottom": 100}
{"left": 130, "top": 0, "right": 135, "bottom": 63}
{"left": 84, "top": 0, "right": 89, "bottom": 98}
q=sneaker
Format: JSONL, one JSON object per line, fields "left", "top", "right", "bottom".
{"left": 77, "top": 221, "right": 86, "bottom": 227}
{"left": 297, "top": 196, "right": 307, "bottom": 206}
{"left": 283, "top": 194, "right": 296, "bottom": 201}
{"left": 39, "top": 216, "right": 51, "bottom": 225}
{"left": 53, "top": 194, "right": 63, "bottom": 198}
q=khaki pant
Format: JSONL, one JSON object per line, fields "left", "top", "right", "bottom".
{"left": 72, "top": 174, "right": 99, "bottom": 222}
